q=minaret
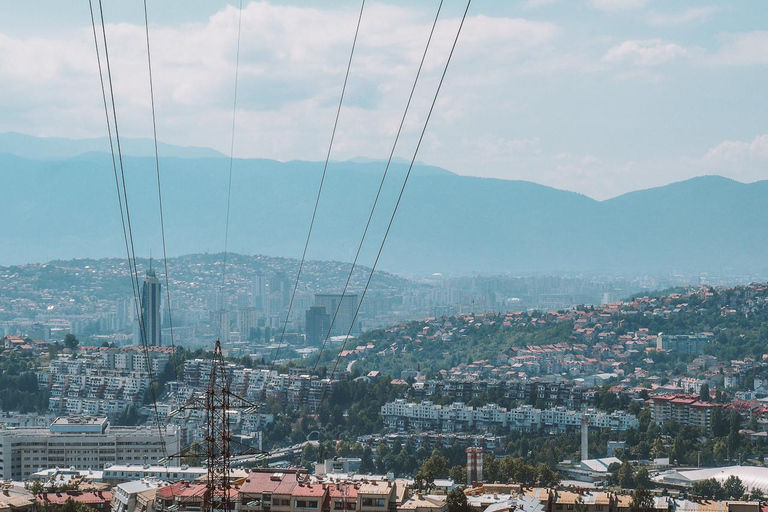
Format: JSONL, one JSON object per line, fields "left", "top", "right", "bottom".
{"left": 140, "top": 258, "right": 162, "bottom": 347}
{"left": 581, "top": 415, "right": 589, "bottom": 461}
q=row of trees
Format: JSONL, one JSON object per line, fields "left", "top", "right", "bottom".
{"left": 691, "top": 476, "right": 763, "bottom": 501}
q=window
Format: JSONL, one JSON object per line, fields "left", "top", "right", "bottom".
{"left": 335, "top": 502, "right": 343, "bottom": 510}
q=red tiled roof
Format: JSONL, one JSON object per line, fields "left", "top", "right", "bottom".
{"left": 157, "top": 483, "right": 207, "bottom": 500}
{"left": 239, "top": 470, "right": 300, "bottom": 495}
{"left": 327, "top": 484, "right": 359, "bottom": 499}
{"left": 37, "top": 492, "right": 113, "bottom": 505}
{"left": 292, "top": 483, "right": 327, "bottom": 498}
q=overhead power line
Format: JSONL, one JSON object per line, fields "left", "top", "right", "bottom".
{"left": 312, "top": 0, "right": 445, "bottom": 373}
{"left": 142, "top": 0, "right": 178, "bottom": 376}
{"left": 88, "top": 0, "right": 168, "bottom": 459}
{"left": 271, "top": 0, "right": 367, "bottom": 367}
{"left": 220, "top": 0, "right": 245, "bottom": 308}
{"left": 320, "top": 0, "right": 473, "bottom": 408}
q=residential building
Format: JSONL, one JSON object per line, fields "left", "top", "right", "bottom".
{"left": 657, "top": 334, "right": 710, "bottom": 355}
{"left": 0, "top": 417, "right": 180, "bottom": 480}
{"left": 380, "top": 400, "right": 638, "bottom": 434}
{"left": 649, "top": 394, "right": 718, "bottom": 432}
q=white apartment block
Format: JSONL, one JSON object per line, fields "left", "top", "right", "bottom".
{"left": 0, "top": 417, "right": 180, "bottom": 480}
{"left": 380, "top": 399, "right": 638, "bottom": 434}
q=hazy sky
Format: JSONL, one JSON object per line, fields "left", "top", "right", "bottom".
{"left": 1, "top": 0, "right": 766, "bottom": 199}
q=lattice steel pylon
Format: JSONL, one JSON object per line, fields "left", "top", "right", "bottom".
{"left": 164, "top": 339, "right": 264, "bottom": 512}
{"left": 205, "top": 339, "right": 232, "bottom": 512}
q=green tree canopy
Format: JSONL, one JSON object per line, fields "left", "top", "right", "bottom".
{"left": 628, "top": 486, "right": 654, "bottom": 512}
{"left": 63, "top": 333, "right": 79, "bottom": 350}
{"left": 447, "top": 488, "right": 472, "bottom": 512}
{"left": 722, "top": 475, "right": 745, "bottom": 500}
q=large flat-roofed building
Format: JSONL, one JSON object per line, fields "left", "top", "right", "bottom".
{"left": 0, "top": 417, "right": 180, "bottom": 480}
{"left": 101, "top": 464, "right": 249, "bottom": 484}
{"left": 657, "top": 333, "right": 710, "bottom": 355}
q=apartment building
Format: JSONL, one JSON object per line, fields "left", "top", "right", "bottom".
{"left": 649, "top": 394, "right": 718, "bottom": 432}
{"left": 0, "top": 417, "right": 180, "bottom": 480}
{"left": 381, "top": 400, "right": 638, "bottom": 434}
{"left": 238, "top": 470, "right": 399, "bottom": 512}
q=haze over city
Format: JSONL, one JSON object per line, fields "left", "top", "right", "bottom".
{"left": 1, "top": 2, "right": 768, "bottom": 512}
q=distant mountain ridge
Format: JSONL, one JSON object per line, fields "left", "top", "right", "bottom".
{"left": 0, "top": 132, "right": 226, "bottom": 159}
{"left": 0, "top": 134, "right": 765, "bottom": 275}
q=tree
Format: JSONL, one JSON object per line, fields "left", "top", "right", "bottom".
{"left": 699, "top": 383, "right": 710, "bottom": 401}
{"left": 63, "top": 333, "right": 79, "bottom": 351}
{"left": 722, "top": 475, "right": 745, "bottom": 500}
{"left": 449, "top": 465, "right": 467, "bottom": 485}
{"left": 446, "top": 488, "right": 472, "bottom": 512}
{"left": 635, "top": 467, "right": 651, "bottom": 488}
{"left": 536, "top": 463, "right": 560, "bottom": 487}
{"left": 651, "top": 438, "right": 665, "bottom": 458}
{"left": 616, "top": 461, "right": 636, "bottom": 489}
{"left": 413, "top": 469, "right": 435, "bottom": 493}
{"left": 628, "top": 486, "right": 654, "bottom": 512}
{"left": 420, "top": 449, "right": 450, "bottom": 479}
{"left": 25, "top": 480, "right": 45, "bottom": 495}
{"left": 483, "top": 456, "right": 500, "bottom": 483}
{"left": 360, "top": 446, "right": 376, "bottom": 474}
{"left": 692, "top": 478, "right": 724, "bottom": 499}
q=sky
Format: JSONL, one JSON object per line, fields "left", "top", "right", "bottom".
{"left": 0, "top": 0, "right": 766, "bottom": 200}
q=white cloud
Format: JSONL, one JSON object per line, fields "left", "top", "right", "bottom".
{"left": 465, "top": 136, "right": 542, "bottom": 159}
{"left": 603, "top": 39, "right": 688, "bottom": 66}
{"left": 705, "top": 134, "right": 768, "bottom": 162}
{"left": 0, "top": 2, "right": 559, "bottom": 162}
{"left": 647, "top": 6, "right": 718, "bottom": 26}
{"left": 524, "top": 0, "right": 558, "bottom": 7}
{"left": 678, "top": 134, "right": 768, "bottom": 184}
{"left": 590, "top": 0, "right": 646, "bottom": 12}
{"left": 711, "top": 31, "right": 768, "bottom": 66}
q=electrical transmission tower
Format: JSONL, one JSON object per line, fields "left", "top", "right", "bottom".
{"left": 206, "top": 339, "right": 233, "bottom": 512}
{"left": 167, "top": 339, "right": 262, "bottom": 512}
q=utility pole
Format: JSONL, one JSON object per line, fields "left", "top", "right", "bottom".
{"left": 205, "top": 339, "right": 232, "bottom": 512}
{"left": 166, "top": 339, "right": 263, "bottom": 512}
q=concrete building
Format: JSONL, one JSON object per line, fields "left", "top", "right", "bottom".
{"left": 112, "top": 479, "right": 162, "bottom": 512}
{"left": 305, "top": 306, "right": 330, "bottom": 345}
{"left": 649, "top": 394, "right": 717, "bottom": 433}
{"left": 140, "top": 263, "right": 162, "bottom": 347}
{"left": 314, "top": 294, "right": 358, "bottom": 336}
{"left": 657, "top": 333, "right": 710, "bottom": 355}
{"left": 218, "top": 309, "right": 231, "bottom": 343}
{"left": 381, "top": 400, "right": 639, "bottom": 434}
{"left": 238, "top": 307, "right": 260, "bottom": 340}
{"left": 0, "top": 417, "right": 180, "bottom": 480}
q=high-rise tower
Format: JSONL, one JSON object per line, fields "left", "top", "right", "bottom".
{"left": 140, "top": 259, "right": 162, "bottom": 347}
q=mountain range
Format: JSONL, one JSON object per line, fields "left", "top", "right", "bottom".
{"left": 0, "top": 132, "right": 765, "bottom": 276}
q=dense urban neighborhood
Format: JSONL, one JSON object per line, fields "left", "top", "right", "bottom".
{"left": 2, "top": 263, "right": 768, "bottom": 512}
